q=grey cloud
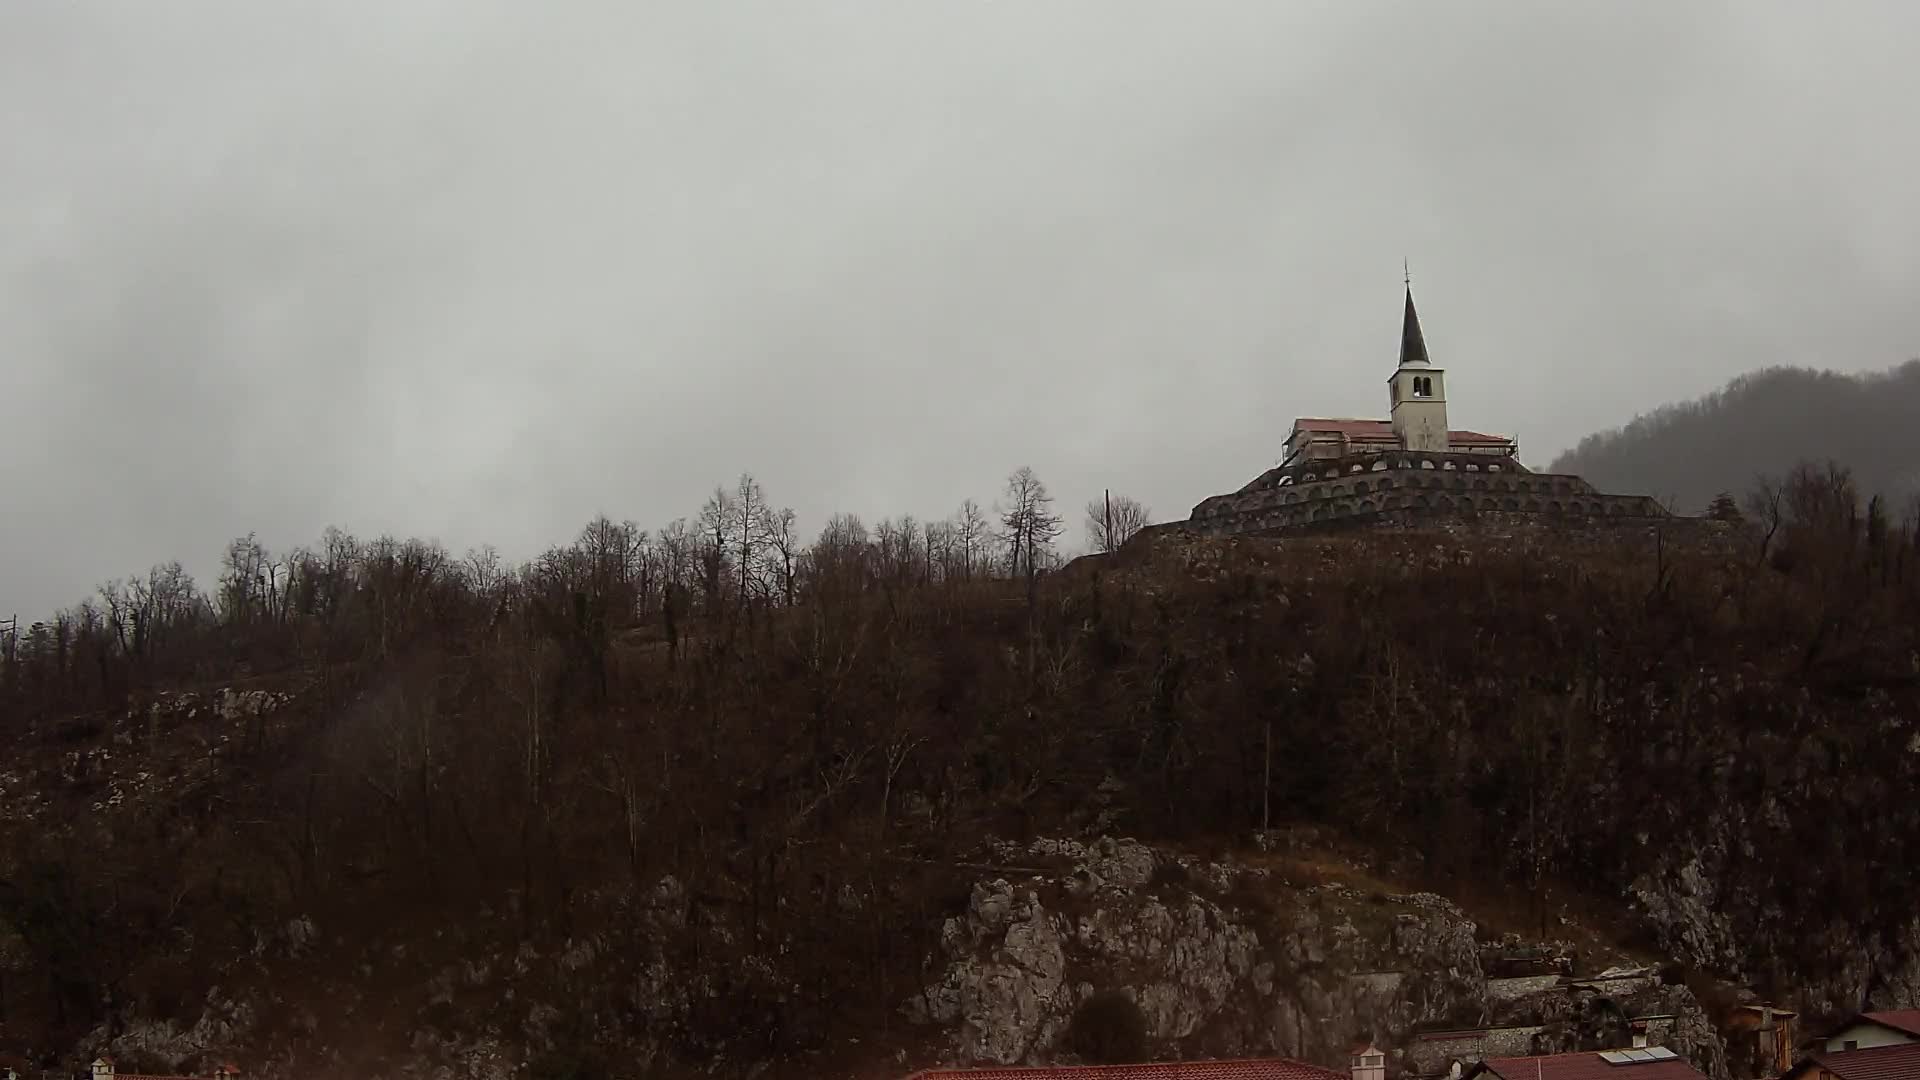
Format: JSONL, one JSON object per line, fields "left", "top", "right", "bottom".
{"left": 4, "top": 1, "right": 1917, "bottom": 618}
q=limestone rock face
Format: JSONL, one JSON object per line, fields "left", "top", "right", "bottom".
{"left": 83, "top": 986, "right": 257, "bottom": 1074}
{"left": 909, "top": 837, "right": 1739, "bottom": 1080}
{"left": 1630, "top": 806, "right": 1920, "bottom": 1019}
{"left": 920, "top": 880, "right": 1072, "bottom": 1063}
{"left": 911, "top": 836, "right": 1492, "bottom": 1068}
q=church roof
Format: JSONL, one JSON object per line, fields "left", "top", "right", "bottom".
{"left": 1400, "top": 286, "right": 1431, "bottom": 368}
{"left": 1290, "top": 418, "right": 1512, "bottom": 446}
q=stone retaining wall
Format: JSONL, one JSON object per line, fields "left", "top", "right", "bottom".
{"left": 1190, "top": 453, "right": 1669, "bottom": 538}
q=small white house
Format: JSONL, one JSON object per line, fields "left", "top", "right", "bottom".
{"left": 1814, "top": 1010, "right": 1920, "bottom": 1053}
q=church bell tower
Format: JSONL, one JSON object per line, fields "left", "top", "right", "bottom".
{"left": 1388, "top": 285, "right": 1449, "bottom": 452}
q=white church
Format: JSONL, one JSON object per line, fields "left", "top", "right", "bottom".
{"left": 1180, "top": 285, "right": 1666, "bottom": 536}
{"left": 1278, "top": 286, "right": 1520, "bottom": 467}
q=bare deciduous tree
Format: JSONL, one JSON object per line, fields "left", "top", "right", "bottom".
{"left": 998, "top": 466, "right": 1064, "bottom": 589}
{"left": 765, "top": 506, "right": 802, "bottom": 606}
{"left": 696, "top": 487, "right": 733, "bottom": 611}
{"left": 731, "top": 473, "right": 774, "bottom": 609}
{"left": 1084, "top": 492, "right": 1151, "bottom": 554}
{"left": 1744, "top": 474, "right": 1785, "bottom": 565}
{"left": 954, "top": 499, "right": 989, "bottom": 582}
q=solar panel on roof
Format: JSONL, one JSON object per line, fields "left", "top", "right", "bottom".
{"left": 1597, "top": 1047, "right": 1680, "bottom": 1066}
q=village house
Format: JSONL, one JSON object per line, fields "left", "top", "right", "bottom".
{"left": 900, "top": 1043, "right": 1389, "bottom": 1080}
{"left": 1779, "top": 1042, "right": 1920, "bottom": 1080}
{"left": 1805, "top": 1011, "right": 1920, "bottom": 1054}
{"left": 1776, "top": 1009, "right": 1920, "bottom": 1080}
{"left": 1461, "top": 1047, "right": 1710, "bottom": 1080}
{"left": 88, "top": 1059, "right": 240, "bottom": 1080}
{"left": 1722, "top": 1003, "right": 1797, "bottom": 1078}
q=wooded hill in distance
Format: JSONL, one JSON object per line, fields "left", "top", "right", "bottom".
{"left": 1549, "top": 360, "right": 1920, "bottom": 515}
{"left": 3, "top": 450, "right": 1920, "bottom": 1078}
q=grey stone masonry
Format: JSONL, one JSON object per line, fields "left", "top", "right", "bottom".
{"left": 1184, "top": 449, "right": 1670, "bottom": 538}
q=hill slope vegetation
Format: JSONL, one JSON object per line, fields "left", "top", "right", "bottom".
{"left": 1549, "top": 361, "right": 1920, "bottom": 513}
{"left": 3, "top": 465, "right": 1920, "bottom": 1077}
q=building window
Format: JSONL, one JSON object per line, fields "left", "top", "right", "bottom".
{"left": 1844, "top": 1041, "right": 1859, "bottom": 1052}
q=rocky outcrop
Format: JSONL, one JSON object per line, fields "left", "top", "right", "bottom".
{"left": 911, "top": 838, "right": 1489, "bottom": 1069}
{"left": 907, "top": 837, "right": 1733, "bottom": 1080}
{"left": 1629, "top": 795, "right": 1920, "bottom": 1021}
{"left": 83, "top": 987, "right": 257, "bottom": 1075}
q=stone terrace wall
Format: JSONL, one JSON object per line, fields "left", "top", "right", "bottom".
{"left": 1188, "top": 453, "right": 1671, "bottom": 538}
{"left": 1216, "top": 448, "right": 1543, "bottom": 505}
{"left": 1214, "top": 507, "right": 1742, "bottom": 551}
{"left": 1116, "top": 514, "right": 1750, "bottom": 573}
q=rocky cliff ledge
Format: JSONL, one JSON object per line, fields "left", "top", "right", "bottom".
{"left": 907, "top": 837, "right": 1724, "bottom": 1080}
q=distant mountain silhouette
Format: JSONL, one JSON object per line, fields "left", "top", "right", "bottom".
{"left": 1549, "top": 360, "right": 1920, "bottom": 514}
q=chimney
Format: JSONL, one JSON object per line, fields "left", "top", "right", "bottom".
{"left": 1352, "top": 1042, "right": 1387, "bottom": 1080}
{"left": 92, "top": 1059, "right": 115, "bottom": 1080}
{"left": 1776, "top": 1012, "right": 1796, "bottom": 1075}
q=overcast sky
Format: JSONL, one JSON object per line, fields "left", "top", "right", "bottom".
{"left": 4, "top": 1, "right": 1918, "bottom": 619}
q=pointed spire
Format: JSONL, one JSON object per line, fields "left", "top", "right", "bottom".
{"left": 1399, "top": 285, "right": 1430, "bottom": 368}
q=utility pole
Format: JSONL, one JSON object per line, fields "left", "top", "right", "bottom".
{"left": 1262, "top": 718, "right": 1273, "bottom": 837}
{"left": 0, "top": 614, "right": 16, "bottom": 692}
{"left": 1104, "top": 489, "right": 1112, "bottom": 554}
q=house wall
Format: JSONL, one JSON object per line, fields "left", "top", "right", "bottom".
{"left": 1573, "top": 974, "right": 1661, "bottom": 997}
{"left": 1349, "top": 970, "right": 1407, "bottom": 997}
{"left": 1406, "top": 1028, "right": 1551, "bottom": 1075}
{"left": 1487, "top": 975, "right": 1563, "bottom": 1002}
{"left": 1823, "top": 1023, "right": 1918, "bottom": 1052}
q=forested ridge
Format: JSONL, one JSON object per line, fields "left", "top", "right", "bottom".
{"left": 3, "top": 460, "right": 1920, "bottom": 1078}
{"left": 1549, "top": 360, "right": 1920, "bottom": 514}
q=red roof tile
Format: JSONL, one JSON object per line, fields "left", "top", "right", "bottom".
{"left": 1447, "top": 430, "right": 1515, "bottom": 445}
{"left": 1808, "top": 1042, "right": 1920, "bottom": 1080}
{"left": 905, "top": 1058, "right": 1345, "bottom": 1080}
{"left": 1479, "top": 1051, "right": 1707, "bottom": 1080}
{"left": 1292, "top": 419, "right": 1397, "bottom": 438}
{"left": 1863, "top": 1010, "right": 1920, "bottom": 1038}
{"left": 1288, "top": 419, "right": 1512, "bottom": 445}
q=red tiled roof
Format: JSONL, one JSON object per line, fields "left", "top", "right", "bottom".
{"left": 1288, "top": 419, "right": 1512, "bottom": 445}
{"left": 1292, "top": 419, "right": 1397, "bottom": 438}
{"left": 1863, "top": 1010, "right": 1920, "bottom": 1038}
{"left": 1479, "top": 1051, "right": 1707, "bottom": 1080}
{"left": 1807, "top": 1042, "right": 1920, "bottom": 1080}
{"left": 91, "top": 1063, "right": 233, "bottom": 1080}
{"left": 1447, "top": 430, "right": 1515, "bottom": 445}
{"left": 905, "top": 1058, "right": 1344, "bottom": 1080}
